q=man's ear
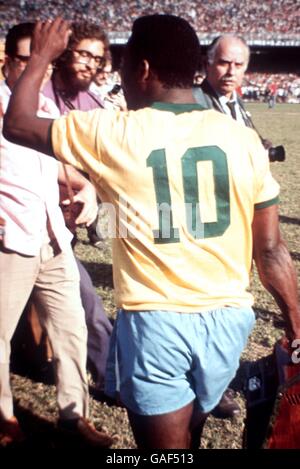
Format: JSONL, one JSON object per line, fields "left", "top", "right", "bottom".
{"left": 138, "top": 59, "right": 151, "bottom": 83}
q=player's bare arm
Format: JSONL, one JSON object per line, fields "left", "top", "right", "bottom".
{"left": 252, "top": 204, "right": 300, "bottom": 341}
{"left": 3, "top": 17, "right": 70, "bottom": 155}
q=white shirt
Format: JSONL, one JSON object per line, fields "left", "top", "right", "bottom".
{"left": 0, "top": 80, "right": 72, "bottom": 255}
{"left": 218, "top": 91, "right": 245, "bottom": 124}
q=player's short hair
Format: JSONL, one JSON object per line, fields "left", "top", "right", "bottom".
{"left": 207, "top": 35, "right": 250, "bottom": 67}
{"left": 127, "top": 14, "right": 201, "bottom": 88}
{"left": 5, "top": 22, "right": 34, "bottom": 58}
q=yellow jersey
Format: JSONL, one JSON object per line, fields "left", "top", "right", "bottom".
{"left": 52, "top": 103, "right": 279, "bottom": 312}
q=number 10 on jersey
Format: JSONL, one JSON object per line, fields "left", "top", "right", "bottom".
{"left": 147, "top": 145, "right": 230, "bottom": 243}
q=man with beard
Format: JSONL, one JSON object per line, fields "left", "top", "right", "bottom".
{"left": 43, "top": 20, "right": 108, "bottom": 246}
{"left": 43, "top": 21, "right": 108, "bottom": 113}
{"left": 42, "top": 21, "right": 113, "bottom": 394}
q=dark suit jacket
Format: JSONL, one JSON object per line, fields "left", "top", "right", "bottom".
{"left": 193, "top": 79, "right": 255, "bottom": 130}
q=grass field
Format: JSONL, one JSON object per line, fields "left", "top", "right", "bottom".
{"left": 10, "top": 103, "right": 300, "bottom": 449}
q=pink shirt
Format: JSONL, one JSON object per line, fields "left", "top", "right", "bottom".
{"left": 0, "top": 80, "right": 72, "bottom": 255}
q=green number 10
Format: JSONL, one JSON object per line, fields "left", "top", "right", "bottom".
{"left": 146, "top": 145, "right": 230, "bottom": 243}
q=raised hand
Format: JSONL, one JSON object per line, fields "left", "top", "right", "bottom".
{"left": 31, "top": 17, "right": 71, "bottom": 64}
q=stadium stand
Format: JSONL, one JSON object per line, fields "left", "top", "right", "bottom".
{"left": 0, "top": 0, "right": 300, "bottom": 41}
{"left": 0, "top": 1, "right": 299, "bottom": 101}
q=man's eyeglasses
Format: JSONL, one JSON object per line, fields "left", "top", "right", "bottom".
{"left": 12, "top": 55, "right": 54, "bottom": 72}
{"left": 13, "top": 54, "right": 31, "bottom": 65}
{"left": 72, "top": 49, "right": 105, "bottom": 68}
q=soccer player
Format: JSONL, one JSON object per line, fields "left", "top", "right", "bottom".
{"left": 3, "top": 15, "right": 300, "bottom": 449}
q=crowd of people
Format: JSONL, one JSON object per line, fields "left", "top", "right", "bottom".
{"left": 0, "top": 0, "right": 300, "bottom": 39}
{"left": 193, "top": 70, "right": 300, "bottom": 103}
{"left": 1, "top": 1, "right": 300, "bottom": 103}
{"left": 239, "top": 72, "right": 300, "bottom": 103}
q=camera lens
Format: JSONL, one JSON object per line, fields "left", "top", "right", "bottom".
{"left": 268, "top": 145, "right": 285, "bottom": 162}
{"left": 110, "top": 84, "right": 121, "bottom": 95}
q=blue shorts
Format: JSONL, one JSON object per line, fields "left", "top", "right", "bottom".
{"left": 105, "top": 307, "right": 255, "bottom": 415}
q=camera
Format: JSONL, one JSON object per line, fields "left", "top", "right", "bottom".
{"left": 261, "top": 139, "right": 285, "bottom": 162}
{"left": 268, "top": 145, "right": 285, "bottom": 163}
{"left": 109, "top": 84, "right": 121, "bottom": 96}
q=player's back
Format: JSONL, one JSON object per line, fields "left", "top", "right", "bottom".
{"left": 52, "top": 104, "right": 279, "bottom": 312}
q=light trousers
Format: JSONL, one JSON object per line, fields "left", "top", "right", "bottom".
{"left": 0, "top": 242, "right": 89, "bottom": 420}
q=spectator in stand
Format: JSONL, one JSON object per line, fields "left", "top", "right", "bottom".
{"left": 1, "top": 0, "right": 300, "bottom": 39}
{"left": 4, "top": 14, "right": 300, "bottom": 450}
{"left": 0, "top": 22, "right": 113, "bottom": 447}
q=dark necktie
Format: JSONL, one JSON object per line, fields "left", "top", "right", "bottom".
{"left": 226, "top": 101, "right": 237, "bottom": 120}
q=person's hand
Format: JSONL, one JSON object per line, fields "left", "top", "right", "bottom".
{"left": 261, "top": 138, "right": 273, "bottom": 150}
{"left": 61, "top": 181, "right": 98, "bottom": 227}
{"left": 31, "top": 17, "right": 71, "bottom": 65}
{"left": 105, "top": 92, "right": 127, "bottom": 111}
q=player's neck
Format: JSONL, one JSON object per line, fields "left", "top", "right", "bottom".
{"left": 154, "top": 87, "right": 197, "bottom": 105}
